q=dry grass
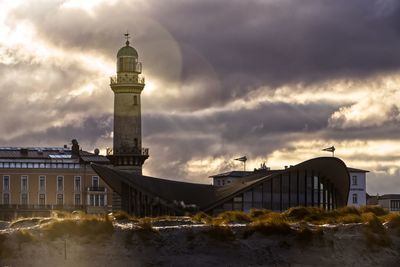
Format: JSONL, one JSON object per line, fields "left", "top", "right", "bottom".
{"left": 41, "top": 217, "right": 113, "bottom": 241}
{"left": 217, "top": 211, "right": 252, "bottom": 224}
{"left": 249, "top": 209, "right": 272, "bottom": 219}
{"left": 362, "top": 212, "right": 391, "bottom": 248}
{"left": 192, "top": 212, "right": 212, "bottom": 224}
{"left": 244, "top": 212, "right": 292, "bottom": 238}
{"left": 110, "top": 210, "right": 137, "bottom": 221}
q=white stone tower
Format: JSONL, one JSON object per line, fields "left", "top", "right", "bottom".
{"left": 108, "top": 34, "right": 149, "bottom": 174}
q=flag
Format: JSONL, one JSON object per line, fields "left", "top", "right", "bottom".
{"left": 234, "top": 156, "right": 247, "bottom": 162}
{"left": 322, "top": 146, "right": 335, "bottom": 153}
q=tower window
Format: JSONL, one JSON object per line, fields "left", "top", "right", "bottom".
{"left": 133, "top": 95, "right": 138, "bottom": 105}
{"left": 351, "top": 176, "right": 357, "bottom": 186}
{"left": 134, "top": 138, "right": 138, "bottom": 148}
{"left": 352, "top": 193, "right": 358, "bottom": 204}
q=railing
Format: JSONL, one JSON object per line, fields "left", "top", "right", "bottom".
{"left": 106, "top": 147, "right": 149, "bottom": 156}
{"left": 87, "top": 186, "right": 106, "bottom": 192}
{"left": 110, "top": 75, "right": 145, "bottom": 85}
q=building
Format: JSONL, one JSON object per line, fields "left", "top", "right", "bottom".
{"left": 0, "top": 36, "right": 152, "bottom": 219}
{"left": 0, "top": 140, "right": 112, "bottom": 220}
{"left": 211, "top": 166, "right": 369, "bottom": 208}
{"left": 372, "top": 194, "right": 400, "bottom": 212}
{"left": 106, "top": 35, "right": 149, "bottom": 174}
{"left": 92, "top": 157, "right": 350, "bottom": 216}
{"left": 346, "top": 167, "right": 368, "bottom": 207}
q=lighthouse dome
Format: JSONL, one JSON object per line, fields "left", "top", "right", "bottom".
{"left": 117, "top": 41, "right": 138, "bottom": 58}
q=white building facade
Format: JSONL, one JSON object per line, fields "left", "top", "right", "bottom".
{"left": 346, "top": 168, "right": 368, "bottom": 207}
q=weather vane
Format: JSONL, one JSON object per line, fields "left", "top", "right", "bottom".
{"left": 124, "top": 31, "right": 130, "bottom": 45}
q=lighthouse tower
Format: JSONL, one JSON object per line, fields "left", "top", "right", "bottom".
{"left": 108, "top": 34, "right": 149, "bottom": 174}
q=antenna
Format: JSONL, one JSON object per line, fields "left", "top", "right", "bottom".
{"left": 124, "top": 31, "right": 130, "bottom": 46}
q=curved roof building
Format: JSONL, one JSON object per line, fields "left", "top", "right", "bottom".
{"left": 92, "top": 157, "right": 350, "bottom": 216}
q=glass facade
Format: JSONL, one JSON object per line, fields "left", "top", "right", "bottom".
{"left": 210, "top": 169, "right": 339, "bottom": 213}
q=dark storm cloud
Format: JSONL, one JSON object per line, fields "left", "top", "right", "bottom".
{"left": 0, "top": 114, "right": 113, "bottom": 149}
{"left": 142, "top": 102, "right": 336, "bottom": 180}
{"left": 3, "top": 0, "right": 400, "bottom": 191}
{"left": 150, "top": 0, "right": 400, "bottom": 95}
{"left": 9, "top": 0, "right": 400, "bottom": 111}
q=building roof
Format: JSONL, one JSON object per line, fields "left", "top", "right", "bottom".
{"left": 0, "top": 146, "right": 109, "bottom": 164}
{"left": 378, "top": 194, "right": 400, "bottom": 200}
{"left": 92, "top": 157, "right": 351, "bottom": 212}
{"left": 347, "top": 167, "right": 369, "bottom": 173}
{"left": 117, "top": 43, "right": 138, "bottom": 58}
{"left": 91, "top": 163, "right": 262, "bottom": 211}
{"left": 209, "top": 171, "right": 253, "bottom": 178}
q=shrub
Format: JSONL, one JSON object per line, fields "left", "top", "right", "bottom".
{"left": 217, "top": 211, "right": 251, "bottom": 224}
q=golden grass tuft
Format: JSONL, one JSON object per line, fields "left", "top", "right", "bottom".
{"left": 249, "top": 208, "right": 272, "bottom": 219}
{"left": 110, "top": 210, "right": 137, "bottom": 221}
{"left": 192, "top": 211, "right": 212, "bottom": 224}
{"left": 42, "top": 217, "right": 114, "bottom": 241}
{"left": 359, "top": 206, "right": 388, "bottom": 217}
{"left": 217, "top": 211, "right": 252, "bottom": 224}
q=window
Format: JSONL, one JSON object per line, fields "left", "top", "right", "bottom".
{"left": 133, "top": 95, "right": 138, "bottom": 105}
{"left": 57, "top": 176, "right": 63, "bottom": 192}
{"left": 3, "top": 176, "right": 10, "bottom": 192}
{"left": 57, "top": 194, "right": 63, "bottom": 205}
{"left": 89, "top": 194, "right": 105, "bottom": 207}
{"left": 3, "top": 193, "right": 9, "bottom": 205}
{"left": 39, "top": 176, "right": 46, "bottom": 192}
{"left": 351, "top": 175, "right": 357, "bottom": 186}
{"left": 99, "top": 195, "right": 105, "bottom": 206}
{"left": 74, "top": 176, "right": 81, "bottom": 192}
{"left": 92, "top": 176, "right": 99, "bottom": 188}
{"left": 352, "top": 193, "right": 358, "bottom": 204}
{"left": 39, "top": 194, "right": 45, "bottom": 205}
{"left": 21, "top": 193, "right": 28, "bottom": 205}
{"left": 74, "top": 194, "right": 81, "bottom": 206}
{"left": 21, "top": 176, "right": 28, "bottom": 192}
{"left": 390, "top": 200, "right": 400, "bottom": 211}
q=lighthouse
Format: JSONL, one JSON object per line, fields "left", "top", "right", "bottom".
{"left": 108, "top": 33, "right": 149, "bottom": 174}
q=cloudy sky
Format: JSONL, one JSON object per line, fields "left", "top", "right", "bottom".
{"left": 1, "top": 0, "right": 400, "bottom": 194}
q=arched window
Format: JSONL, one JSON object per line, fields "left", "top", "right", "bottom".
{"left": 133, "top": 95, "right": 138, "bottom": 105}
